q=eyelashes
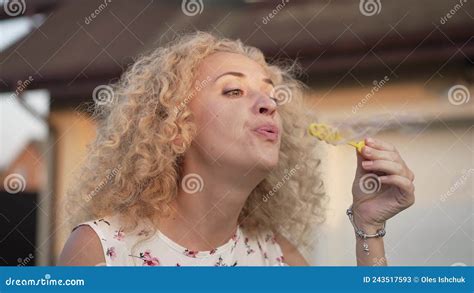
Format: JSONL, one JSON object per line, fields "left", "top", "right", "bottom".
{"left": 223, "top": 88, "right": 278, "bottom": 105}
{"left": 223, "top": 89, "right": 244, "bottom": 97}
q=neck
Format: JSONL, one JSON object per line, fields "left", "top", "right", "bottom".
{"left": 158, "top": 161, "right": 265, "bottom": 251}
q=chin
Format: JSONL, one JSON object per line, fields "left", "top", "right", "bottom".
{"left": 257, "top": 154, "right": 279, "bottom": 170}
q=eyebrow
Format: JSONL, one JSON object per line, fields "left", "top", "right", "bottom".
{"left": 214, "top": 71, "right": 274, "bottom": 86}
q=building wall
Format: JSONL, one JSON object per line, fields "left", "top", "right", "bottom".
{"left": 49, "top": 110, "right": 96, "bottom": 264}
{"left": 0, "top": 142, "right": 45, "bottom": 193}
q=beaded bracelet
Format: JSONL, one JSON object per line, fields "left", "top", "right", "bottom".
{"left": 346, "top": 205, "right": 386, "bottom": 255}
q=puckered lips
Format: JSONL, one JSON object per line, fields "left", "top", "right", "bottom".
{"left": 253, "top": 123, "right": 279, "bottom": 142}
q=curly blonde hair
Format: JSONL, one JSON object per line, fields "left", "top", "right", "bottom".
{"left": 67, "top": 31, "right": 327, "bottom": 251}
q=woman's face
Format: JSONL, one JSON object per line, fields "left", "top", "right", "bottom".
{"left": 187, "top": 52, "right": 282, "bottom": 174}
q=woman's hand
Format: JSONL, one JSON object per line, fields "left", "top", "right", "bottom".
{"left": 351, "top": 137, "right": 415, "bottom": 232}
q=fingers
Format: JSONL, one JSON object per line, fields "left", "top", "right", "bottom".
{"left": 379, "top": 175, "right": 416, "bottom": 203}
{"left": 365, "top": 137, "right": 396, "bottom": 152}
{"left": 362, "top": 159, "right": 405, "bottom": 176}
{"left": 361, "top": 146, "right": 399, "bottom": 163}
{"left": 361, "top": 138, "right": 415, "bottom": 182}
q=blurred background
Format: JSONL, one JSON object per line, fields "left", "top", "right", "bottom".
{"left": 0, "top": 0, "right": 472, "bottom": 266}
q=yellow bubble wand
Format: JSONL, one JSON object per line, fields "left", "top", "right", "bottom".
{"left": 308, "top": 123, "right": 366, "bottom": 153}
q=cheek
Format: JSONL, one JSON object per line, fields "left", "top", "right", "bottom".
{"left": 192, "top": 101, "right": 244, "bottom": 144}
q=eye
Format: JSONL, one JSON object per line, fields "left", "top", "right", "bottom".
{"left": 223, "top": 89, "right": 244, "bottom": 97}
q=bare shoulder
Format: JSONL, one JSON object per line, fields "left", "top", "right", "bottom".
{"left": 57, "top": 225, "right": 105, "bottom": 266}
{"left": 274, "top": 232, "right": 309, "bottom": 266}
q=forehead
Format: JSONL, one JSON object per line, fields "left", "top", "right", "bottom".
{"left": 197, "top": 52, "right": 269, "bottom": 79}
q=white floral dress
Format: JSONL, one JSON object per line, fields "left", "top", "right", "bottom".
{"left": 74, "top": 215, "right": 288, "bottom": 266}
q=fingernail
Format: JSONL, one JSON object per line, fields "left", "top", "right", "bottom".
{"left": 366, "top": 137, "right": 373, "bottom": 144}
{"left": 364, "top": 147, "right": 371, "bottom": 154}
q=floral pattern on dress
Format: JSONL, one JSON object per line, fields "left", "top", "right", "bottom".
{"left": 130, "top": 250, "right": 160, "bottom": 266}
{"left": 93, "top": 219, "right": 110, "bottom": 226}
{"left": 138, "top": 229, "right": 151, "bottom": 237}
{"left": 276, "top": 255, "right": 285, "bottom": 265}
{"left": 244, "top": 237, "right": 255, "bottom": 255}
{"left": 113, "top": 229, "right": 125, "bottom": 241}
{"left": 214, "top": 256, "right": 238, "bottom": 267}
{"left": 80, "top": 217, "right": 288, "bottom": 266}
{"left": 265, "top": 233, "right": 276, "bottom": 244}
{"left": 230, "top": 231, "right": 240, "bottom": 253}
{"left": 257, "top": 240, "right": 262, "bottom": 250}
{"left": 183, "top": 249, "right": 199, "bottom": 258}
{"left": 181, "top": 229, "right": 239, "bottom": 258}
{"left": 106, "top": 247, "right": 116, "bottom": 260}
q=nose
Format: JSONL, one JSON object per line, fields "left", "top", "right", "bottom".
{"left": 254, "top": 95, "right": 277, "bottom": 116}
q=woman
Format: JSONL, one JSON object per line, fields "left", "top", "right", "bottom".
{"left": 59, "top": 31, "right": 415, "bottom": 266}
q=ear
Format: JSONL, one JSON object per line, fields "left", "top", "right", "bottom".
{"left": 171, "top": 135, "right": 186, "bottom": 154}
{"left": 172, "top": 136, "right": 183, "bottom": 146}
